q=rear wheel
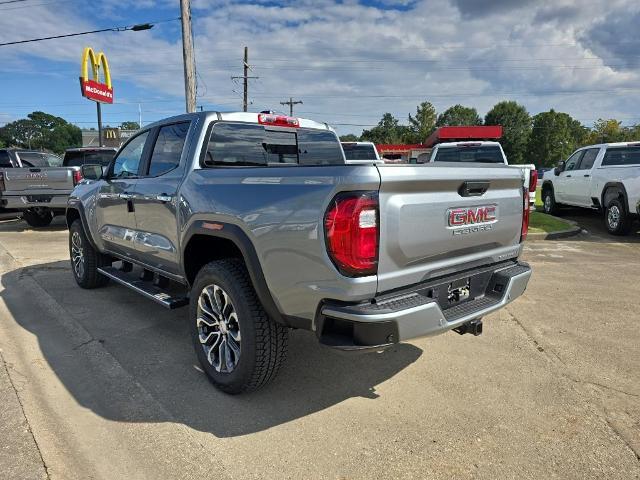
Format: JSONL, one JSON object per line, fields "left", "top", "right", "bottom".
{"left": 190, "top": 259, "right": 288, "bottom": 394}
{"left": 604, "top": 198, "right": 633, "bottom": 236}
{"left": 542, "top": 188, "right": 559, "bottom": 216}
{"left": 69, "top": 219, "right": 110, "bottom": 288}
{"left": 23, "top": 208, "right": 53, "bottom": 227}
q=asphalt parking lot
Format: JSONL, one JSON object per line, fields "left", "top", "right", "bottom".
{"left": 0, "top": 215, "right": 639, "bottom": 479}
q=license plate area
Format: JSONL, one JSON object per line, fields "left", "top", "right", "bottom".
{"left": 418, "top": 269, "right": 495, "bottom": 311}
{"left": 26, "top": 195, "right": 53, "bottom": 203}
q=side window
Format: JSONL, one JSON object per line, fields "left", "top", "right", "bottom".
{"left": 602, "top": 147, "right": 640, "bottom": 166}
{"left": 112, "top": 131, "right": 149, "bottom": 178}
{"left": 564, "top": 151, "right": 584, "bottom": 171}
{"left": 147, "top": 123, "right": 190, "bottom": 176}
{"left": 0, "top": 151, "right": 11, "bottom": 167}
{"left": 578, "top": 148, "right": 598, "bottom": 171}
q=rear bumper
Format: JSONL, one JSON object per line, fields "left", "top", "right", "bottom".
{"left": 318, "top": 261, "right": 531, "bottom": 350}
{"left": 1, "top": 193, "right": 70, "bottom": 210}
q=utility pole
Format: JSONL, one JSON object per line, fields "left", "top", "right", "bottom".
{"left": 280, "top": 97, "right": 303, "bottom": 116}
{"left": 231, "top": 46, "right": 258, "bottom": 112}
{"left": 180, "top": 0, "right": 196, "bottom": 113}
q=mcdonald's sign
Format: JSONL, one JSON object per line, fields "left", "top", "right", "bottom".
{"left": 104, "top": 128, "right": 119, "bottom": 140}
{"left": 79, "top": 47, "right": 113, "bottom": 104}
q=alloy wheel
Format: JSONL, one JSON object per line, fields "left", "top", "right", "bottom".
{"left": 196, "top": 284, "right": 241, "bottom": 373}
{"left": 607, "top": 205, "right": 620, "bottom": 230}
{"left": 71, "top": 231, "right": 85, "bottom": 279}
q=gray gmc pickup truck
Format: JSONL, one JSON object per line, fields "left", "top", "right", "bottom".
{"left": 66, "top": 112, "right": 532, "bottom": 394}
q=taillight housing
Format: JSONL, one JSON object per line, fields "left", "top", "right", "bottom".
{"left": 529, "top": 169, "right": 538, "bottom": 192}
{"left": 520, "top": 187, "right": 530, "bottom": 242}
{"left": 258, "top": 113, "right": 299, "bottom": 128}
{"left": 324, "top": 191, "right": 379, "bottom": 277}
{"left": 72, "top": 169, "right": 83, "bottom": 186}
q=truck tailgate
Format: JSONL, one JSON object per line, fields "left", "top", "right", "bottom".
{"left": 1, "top": 167, "right": 75, "bottom": 194}
{"left": 376, "top": 163, "right": 524, "bottom": 293}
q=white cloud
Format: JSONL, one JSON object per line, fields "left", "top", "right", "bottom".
{"left": 1, "top": 0, "right": 640, "bottom": 133}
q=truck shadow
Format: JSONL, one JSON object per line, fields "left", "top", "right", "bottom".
{"left": 0, "top": 261, "right": 422, "bottom": 438}
{"left": 558, "top": 207, "right": 640, "bottom": 244}
{"left": 0, "top": 216, "right": 68, "bottom": 233}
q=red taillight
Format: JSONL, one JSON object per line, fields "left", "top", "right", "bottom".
{"left": 72, "top": 169, "right": 83, "bottom": 185}
{"left": 520, "top": 188, "right": 530, "bottom": 242}
{"left": 529, "top": 169, "right": 538, "bottom": 192}
{"left": 324, "top": 192, "right": 379, "bottom": 276}
{"left": 258, "top": 113, "right": 299, "bottom": 128}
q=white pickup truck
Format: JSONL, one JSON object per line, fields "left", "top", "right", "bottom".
{"left": 541, "top": 142, "right": 640, "bottom": 235}
{"left": 429, "top": 141, "right": 537, "bottom": 208}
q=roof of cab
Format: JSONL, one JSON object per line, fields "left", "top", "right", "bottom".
{"left": 145, "top": 111, "right": 334, "bottom": 132}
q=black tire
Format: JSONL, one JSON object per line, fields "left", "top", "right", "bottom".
{"left": 69, "top": 219, "right": 110, "bottom": 288}
{"left": 604, "top": 198, "right": 633, "bottom": 236}
{"left": 23, "top": 208, "right": 53, "bottom": 227}
{"left": 542, "top": 188, "right": 559, "bottom": 216}
{"left": 190, "top": 259, "right": 288, "bottom": 394}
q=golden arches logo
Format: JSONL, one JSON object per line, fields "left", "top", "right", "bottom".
{"left": 105, "top": 129, "right": 118, "bottom": 140}
{"left": 79, "top": 47, "right": 114, "bottom": 104}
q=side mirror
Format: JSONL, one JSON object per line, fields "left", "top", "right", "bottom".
{"left": 554, "top": 161, "right": 565, "bottom": 176}
{"left": 81, "top": 164, "right": 103, "bottom": 181}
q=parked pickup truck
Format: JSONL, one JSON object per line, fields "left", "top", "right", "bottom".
{"left": 541, "top": 142, "right": 640, "bottom": 235}
{"left": 0, "top": 148, "right": 71, "bottom": 226}
{"left": 66, "top": 112, "right": 532, "bottom": 394}
{"left": 429, "top": 141, "right": 538, "bottom": 209}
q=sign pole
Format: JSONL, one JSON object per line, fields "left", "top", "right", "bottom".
{"left": 96, "top": 102, "right": 103, "bottom": 147}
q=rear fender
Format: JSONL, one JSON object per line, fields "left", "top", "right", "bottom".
{"left": 601, "top": 183, "right": 629, "bottom": 211}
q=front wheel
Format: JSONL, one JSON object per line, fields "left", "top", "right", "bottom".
{"left": 190, "top": 259, "right": 288, "bottom": 394}
{"left": 23, "top": 208, "right": 53, "bottom": 227}
{"left": 604, "top": 199, "right": 633, "bottom": 236}
{"left": 542, "top": 189, "right": 559, "bottom": 216}
{"left": 69, "top": 219, "right": 110, "bottom": 288}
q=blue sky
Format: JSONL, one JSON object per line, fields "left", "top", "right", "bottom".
{"left": 1, "top": 0, "right": 640, "bottom": 136}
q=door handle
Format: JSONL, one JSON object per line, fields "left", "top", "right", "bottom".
{"left": 566, "top": 175, "right": 572, "bottom": 178}
{"left": 584, "top": 174, "right": 590, "bottom": 177}
{"left": 155, "top": 194, "right": 173, "bottom": 203}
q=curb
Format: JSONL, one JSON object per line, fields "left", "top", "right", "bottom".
{"left": 527, "top": 217, "right": 584, "bottom": 241}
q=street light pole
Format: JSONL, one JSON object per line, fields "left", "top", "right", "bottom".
{"left": 180, "top": 0, "right": 197, "bottom": 113}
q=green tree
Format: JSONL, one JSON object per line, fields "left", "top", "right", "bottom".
{"left": 339, "top": 134, "right": 359, "bottom": 142}
{"left": 526, "top": 110, "right": 586, "bottom": 167}
{"left": 587, "top": 119, "right": 628, "bottom": 144}
{"left": 436, "top": 104, "right": 482, "bottom": 127}
{"left": 361, "top": 113, "right": 407, "bottom": 144}
{"left": 406, "top": 101, "right": 437, "bottom": 143}
{"left": 120, "top": 121, "right": 140, "bottom": 130}
{"left": 0, "top": 111, "right": 81, "bottom": 154}
{"left": 484, "top": 101, "right": 531, "bottom": 164}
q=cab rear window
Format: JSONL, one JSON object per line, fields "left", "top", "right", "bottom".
{"left": 203, "top": 123, "right": 344, "bottom": 167}
{"left": 601, "top": 147, "right": 640, "bottom": 166}
{"left": 342, "top": 143, "right": 378, "bottom": 161}
{"left": 432, "top": 146, "right": 504, "bottom": 163}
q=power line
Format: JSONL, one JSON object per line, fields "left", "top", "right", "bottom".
{"left": 0, "top": 18, "right": 178, "bottom": 47}
{"left": 0, "top": 0, "right": 28, "bottom": 4}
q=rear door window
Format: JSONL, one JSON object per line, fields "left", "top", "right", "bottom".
{"left": 204, "top": 123, "right": 344, "bottom": 166}
{"left": 433, "top": 145, "right": 504, "bottom": 163}
{"left": 147, "top": 123, "right": 190, "bottom": 176}
{"left": 0, "top": 150, "right": 11, "bottom": 167}
{"left": 601, "top": 147, "right": 640, "bottom": 166}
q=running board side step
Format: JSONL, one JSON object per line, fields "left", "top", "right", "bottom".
{"left": 97, "top": 266, "right": 189, "bottom": 309}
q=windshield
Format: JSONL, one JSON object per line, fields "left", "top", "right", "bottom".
{"left": 341, "top": 143, "right": 378, "bottom": 161}
{"left": 17, "top": 151, "right": 62, "bottom": 167}
{"left": 432, "top": 145, "right": 504, "bottom": 163}
{"left": 64, "top": 151, "right": 115, "bottom": 167}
